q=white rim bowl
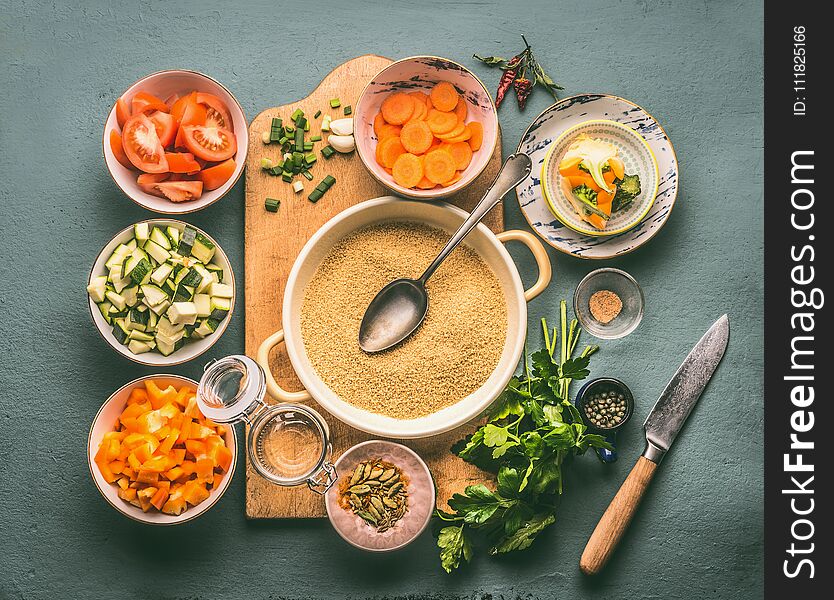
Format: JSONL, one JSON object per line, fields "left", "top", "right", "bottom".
{"left": 87, "top": 219, "right": 235, "bottom": 366}
{"left": 102, "top": 69, "right": 248, "bottom": 214}
{"left": 88, "top": 375, "right": 238, "bottom": 525}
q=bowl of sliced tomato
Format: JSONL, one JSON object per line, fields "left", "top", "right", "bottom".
{"left": 103, "top": 70, "right": 248, "bottom": 214}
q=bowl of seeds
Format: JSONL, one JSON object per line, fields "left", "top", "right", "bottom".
{"left": 576, "top": 377, "right": 634, "bottom": 432}
{"left": 325, "top": 440, "right": 435, "bottom": 552}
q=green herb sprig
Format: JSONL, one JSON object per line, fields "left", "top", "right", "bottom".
{"left": 434, "top": 300, "right": 611, "bottom": 573}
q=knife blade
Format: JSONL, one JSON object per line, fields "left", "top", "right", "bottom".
{"left": 642, "top": 314, "right": 730, "bottom": 463}
{"left": 579, "top": 314, "right": 730, "bottom": 575}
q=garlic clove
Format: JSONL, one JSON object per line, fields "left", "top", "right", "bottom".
{"left": 328, "top": 134, "right": 355, "bottom": 153}
{"left": 329, "top": 118, "right": 354, "bottom": 136}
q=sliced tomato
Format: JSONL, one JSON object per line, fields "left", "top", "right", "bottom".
{"left": 196, "top": 93, "right": 234, "bottom": 131}
{"left": 131, "top": 91, "right": 169, "bottom": 114}
{"left": 174, "top": 102, "right": 208, "bottom": 148}
{"left": 137, "top": 173, "right": 170, "bottom": 194}
{"left": 198, "top": 158, "right": 236, "bottom": 190}
{"left": 148, "top": 111, "right": 177, "bottom": 148}
{"left": 149, "top": 181, "right": 203, "bottom": 202}
{"left": 122, "top": 114, "right": 169, "bottom": 173}
{"left": 164, "top": 93, "right": 181, "bottom": 110}
{"left": 181, "top": 125, "right": 236, "bottom": 162}
{"left": 165, "top": 152, "right": 201, "bottom": 173}
{"left": 170, "top": 92, "right": 197, "bottom": 124}
{"left": 115, "top": 98, "right": 131, "bottom": 129}
{"left": 109, "top": 130, "right": 134, "bottom": 170}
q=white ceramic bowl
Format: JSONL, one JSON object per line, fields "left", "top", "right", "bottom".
{"left": 354, "top": 56, "right": 498, "bottom": 200}
{"left": 325, "top": 441, "right": 435, "bottom": 552}
{"left": 255, "top": 196, "right": 552, "bottom": 439}
{"left": 541, "top": 119, "right": 659, "bottom": 237}
{"left": 87, "top": 218, "right": 235, "bottom": 366}
{"left": 103, "top": 69, "right": 248, "bottom": 214}
{"left": 88, "top": 375, "right": 237, "bottom": 525}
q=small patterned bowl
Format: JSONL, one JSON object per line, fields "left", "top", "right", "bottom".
{"left": 354, "top": 56, "right": 499, "bottom": 200}
{"left": 325, "top": 440, "right": 435, "bottom": 552}
{"left": 541, "top": 120, "right": 658, "bottom": 237}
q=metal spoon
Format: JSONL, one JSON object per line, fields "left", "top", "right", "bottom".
{"left": 358, "top": 152, "right": 533, "bottom": 353}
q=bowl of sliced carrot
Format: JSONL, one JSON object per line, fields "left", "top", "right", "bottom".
{"left": 354, "top": 56, "right": 498, "bottom": 199}
{"left": 103, "top": 69, "right": 248, "bottom": 214}
{"left": 88, "top": 375, "right": 237, "bottom": 525}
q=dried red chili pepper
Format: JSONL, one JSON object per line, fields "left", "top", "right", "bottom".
{"left": 513, "top": 77, "right": 533, "bottom": 110}
{"left": 495, "top": 68, "right": 517, "bottom": 107}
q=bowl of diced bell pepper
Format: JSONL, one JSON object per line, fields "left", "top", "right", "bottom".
{"left": 88, "top": 375, "right": 237, "bottom": 525}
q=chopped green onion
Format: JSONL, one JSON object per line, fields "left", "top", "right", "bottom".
{"left": 304, "top": 153, "right": 317, "bottom": 165}
{"left": 285, "top": 125, "right": 295, "bottom": 133}
{"left": 321, "top": 145, "right": 336, "bottom": 159}
{"left": 269, "top": 166, "right": 283, "bottom": 176}
{"left": 295, "top": 116, "right": 307, "bottom": 129}
{"left": 260, "top": 157, "right": 274, "bottom": 170}
{"left": 308, "top": 189, "right": 323, "bottom": 203}
{"left": 271, "top": 118, "right": 283, "bottom": 129}
{"left": 303, "top": 141, "right": 314, "bottom": 151}
{"left": 292, "top": 181, "right": 304, "bottom": 193}
{"left": 290, "top": 108, "right": 304, "bottom": 122}
{"left": 343, "top": 105, "right": 352, "bottom": 115}
{"left": 278, "top": 136, "right": 288, "bottom": 145}
{"left": 281, "top": 171, "right": 293, "bottom": 182}
{"left": 314, "top": 110, "right": 322, "bottom": 118}
{"left": 294, "top": 128, "right": 305, "bottom": 153}
{"left": 261, "top": 131, "right": 271, "bottom": 144}
{"left": 302, "top": 170, "right": 314, "bottom": 181}
{"left": 329, "top": 98, "right": 341, "bottom": 108}
{"left": 264, "top": 198, "right": 280, "bottom": 212}
{"left": 303, "top": 120, "right": 310, "bottom": 132}
{"left": 310, "top": 135, "right": 322, "bottom": 142}
{"left": 323, "top": 175, "right": 336, "bottom": 187}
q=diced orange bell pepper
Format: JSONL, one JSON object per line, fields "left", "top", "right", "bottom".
{"left": 185, "top": 440, "right": 206, "bottom": 458}
{"left": 137, "top": 487, "right": 156, "bottom": 512}
{"left": 182, "top": 480, "right": 210, "bottom": 506}
{"left": 123, "top": 433, "right": 147, "bottom": 449}
{"left": 212, "top": 473, "right": 225, "bottom": 489}
{"left": 127, "top": 452, "right": 142, "bottom": 471}
{"left": 133, "top": 443, "right": 153, "bottom": 464}
{"left": 156, "top": 429, "right": 180, "bottom": 456}
{"left": 153, "top": 425, "right": 171, "bottom": 441}
{"left": 180, "top": 460, "right": 196, "bottom": 476}
{"left": 195, "top": 458, "right": 214, "bottom": 483}
{"left": 127, "top": 388, "right": 149, "bottom": 405}
{"left": 136, "top": 469, "right": 159, "bottom": 485}
{"left": 109, "top": 460, "right": 125, "bottom": 475}
{"left": 121, "top": 467, "right": 135, "bottom": 480}
{"left": 170, "top": 448, "right": 186, "bottom": 465}
{"left": 141, "top": 455, "right": 169, "bottom": 473}
{"left": 116, "top": 477, "right": 130, "bottom": 490}
{"left": 161, "top": 494, "right": 187, "bottom": 516}
{"left": 120, "top": 402, "right": 147, "bottom": 422}
{"left": 214, "top": 446, "right": 233, "bottom": 472}
{"left": 190, "top": 424, "right": 214, "bottom": 440}
{"left": 118, "top": 487, "right": 137, "bottom": 502}
{"left": 215, "top": 424, "right": 226, "bottom": 437}
{"left": 120, "top": 417, "right": 139, "bottom": 432}
{"left": 174, "top": 386, "right": 192, "bottom": 409}
{"left": 135, "top": 410, "right": 167, "bottom": 435}
{"left": 150, "top": 482, "right": 170, "bottom": 510}
{"left": 159, "top": 403, "right": 180, "bottom": 420}
{"left": 184, "top": 395, "right": 201, "bottom": 418}
{"left": 164, "top": 466, "right": 185, "bottom": 481}
{"left": 178, "top": 419, "right": 193, "bottom": 444}
{"left": 96, "top": 458, "right": 117, "bottom": 483}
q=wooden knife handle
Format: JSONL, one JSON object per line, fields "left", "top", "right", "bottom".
{"left": 580, "top": 455, "right": 658, "bottom": 575}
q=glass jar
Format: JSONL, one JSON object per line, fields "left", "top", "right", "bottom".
{"left": 195, "top": 355, "right": 336, "bottom": 493}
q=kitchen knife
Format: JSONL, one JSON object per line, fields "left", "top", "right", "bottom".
{"left": 579, "top": 314, "right": 730, "bottom": 575}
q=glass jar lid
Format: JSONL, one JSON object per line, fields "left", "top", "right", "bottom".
{"left": 196, "top": 355, "right": 336, "bottom": 491}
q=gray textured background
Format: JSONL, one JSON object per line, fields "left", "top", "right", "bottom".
{"left": 0, "top": 1, "right": 763, "bottom": 598}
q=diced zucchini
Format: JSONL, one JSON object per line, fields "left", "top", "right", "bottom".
{"left": 208, "top": 296, "right": 231, "bottom": 321}
{"left": 105, "top": 249, "right": 129, "bottom": 270}
{"left": 173, "top": 285, "right": 194, "bottom": 302}
{"left": 112, "top": 319, "right": 130, "bottom": 345}
{"left": 180, "top": 268, "right": 203, "bottom": 289}
{"left": 193, "top": 265, "right": 213, "bottom": 293}
{"left": 178, "top": 226, "right": 197, "bottom": 255}
{"left": 130, "top": 307, "right": 149, "bottom": 328}
{"left": 157, "top": 317, "right": 185, "bottom": 337}
{"left": 128, "top": 329, "right": 154, "bottom": 342}
{"left": 165, "top": 226, "right": 181, "bottom": 248}
{"left": 128, "top": 339, "right": 154, "bottom": 354}
{"left": 121, "top": 285, "right": 140, "bottom": 307}
{"left": 205, "top": 264, "right": 224, "bottom": 283}
{"left": 150, "top": 263, "right": 174, "bottom": 285}
{"left": 134, "top": 223, "right": 150, "bottom": 242}
{"left": 105, "top": 290, "right": 126, "bottom": 311}
{"left": 194, "top": 318, "right": 219, "bottom": 337}
{"left": 87, "top": 276, "right": 108, "bottom": 303}
{"left": 155, "top": 337, "right": 176, "bottom": 356}
{"left": 149, "top": 299, "right": 170, "bottom": 315}
{"left": 193, "top": 294, "right": 211, "bottom": 317}
{"left": 124, "top": 239, "right": 138, "bottom": 252}
{"left": 167, "top": 301, "right": 198, "bottom": 326}
{"left": 191, "top": 233, "right": 216, "bottom": 263}
{"left": 143, "top": 240, "right": 171, "bottom": 264}
{"left": 148, "top": 310, "right": 158, "bottom": 329}
{"left": 149, "top": 227, "right": 172, "bottom": 250}
{"left": 122, "top": 248, "right": 149, "bottom": 277}
{"left": 97, "top": 301, "right": 112, "bottom": 323}
{"left": 139, "top": 284, "right": 168, "bottom": 307}
{"left": 208, "top": 283, "right": 233, "bottom": 298}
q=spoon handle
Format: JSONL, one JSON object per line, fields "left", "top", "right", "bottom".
{"left": 419, "top": 153, "right": 533, "bottom": 283}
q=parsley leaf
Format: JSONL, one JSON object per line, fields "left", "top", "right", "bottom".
{"left": 489, "top": 513, "right": 557, "bottom": 555}
{"left": 438, "top": 524, "right": 473, "bottom": 573}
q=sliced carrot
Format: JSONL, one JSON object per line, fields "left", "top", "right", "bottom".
{"left": 399, "top": 121, "right": 433, "bottom": 155}
{"left": 435, "top": 121, "right": 467, "bottom": 140}
{"left": 377, "top": 123, "right": 402, "bottom": 141}
{"left": 444, "top": 141, "right": 473, "bottom": 171}
{"left": 428, "top": 138, "right": 443, "bottom": 152}
{"left": 392, "top": 153, "right": 424, "bottom": 188}
{"left": 383, "top": 167, "right": 393, "bottom": 176}
{"left": 603, "top": 169, "right": 617, "bottom": 187}
{"left": 373, "top": 112, "right": 386, "bottom": 137}
{"left": 441, "top": 171, "right": 463, "bottom": 187}
{"left": 416, "top": 176, "right": 437, "bottom": 189}
{"left": 430, "top": 82, "right": 459, "bottom": 112}
{"left": 380, "top": 92, "right": 415, "bottom": 125}
{"left": 109, "top": 130, "right": 134, "bottom": 170}
{"left": 407, "top": 99, "right": 428, "bottom": 123}
{"left": 408, "top": 91, "right": 430, "bottom": 107}
{"left": 426, "top": 109, "right": 459, "bottom": 135}
{"left": 467, "top": 122, "right": 484, "bottom": 151}
{"left": 441, "top": 126, "right": 472, "bottom": 144}
{"left": 608, "top": 156, "right": 625, "bottom": 180}
{"left": 423, "top": 149, "right": 457, "bottom": 184}
{"left": 454, "top": 98, "right": 468, "bottom": 121}
{"left": 376, "top": 136, "right": 406, "bottom": 169}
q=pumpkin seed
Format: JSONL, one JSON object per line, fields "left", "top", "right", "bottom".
{"left": 349, "top": 484, "right": 371, "bottom": 494}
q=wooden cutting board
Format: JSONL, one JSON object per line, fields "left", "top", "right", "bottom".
{"left": 244, "top": 55, "right": 503, "bottom": 518}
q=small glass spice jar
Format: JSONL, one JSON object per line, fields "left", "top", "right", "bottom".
{"left": 575, "top": 377, "right": 634, "bottom": 463}
{"left": 195, "top": 355, "right": 336, "bottom": 492}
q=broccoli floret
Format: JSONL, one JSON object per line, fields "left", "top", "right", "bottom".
{"left": 572, "top": 184, "right": 598, "bottom": 205}
{"left": 612, "top": 174, "right": 641, "bottom": 212}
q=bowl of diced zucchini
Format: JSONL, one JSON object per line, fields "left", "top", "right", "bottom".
{"left": 87, "top": 219, "right": 235, "bottom": 365}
